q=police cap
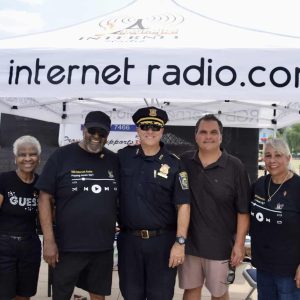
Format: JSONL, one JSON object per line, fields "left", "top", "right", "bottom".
{"left": 132, "top": 106, "right": 168, "bottom": 127}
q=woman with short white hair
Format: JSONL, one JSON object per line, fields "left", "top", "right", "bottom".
{"left": 0, "top": 135, "right": 42, "bottom": 300}
{"left": 250, "top": 138, "right": 300, "bottom": 300}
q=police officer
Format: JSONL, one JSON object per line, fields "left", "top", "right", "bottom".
{"left": 117, "top": 106, "right": 191, "bottom": 300}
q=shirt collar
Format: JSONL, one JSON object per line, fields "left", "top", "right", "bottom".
{"left": 193, "top": 148, "right": 228, "bottom": 169}
{"left": 135, "top": 142, "right": 166, "bottom": 162}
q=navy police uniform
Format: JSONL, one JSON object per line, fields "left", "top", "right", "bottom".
{"left": 117, "top": 106, "right": 190, "bottom": 300}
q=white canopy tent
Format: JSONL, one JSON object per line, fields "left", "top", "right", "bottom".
{"left": 0, "top": 0, "right": 300, "bottom": 128}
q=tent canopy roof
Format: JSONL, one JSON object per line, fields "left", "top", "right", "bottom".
{"left": 1, "top": 0, "right": 300, "bottom": 128}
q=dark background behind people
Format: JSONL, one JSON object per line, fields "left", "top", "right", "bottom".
{"left": 0, "top": 114, "right": 59, "bottom": 172}
{"left": 0, "top": 114, "right": 259, "bottom": 182}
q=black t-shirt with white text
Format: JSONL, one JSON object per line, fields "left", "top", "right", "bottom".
{"left": 250, "top": 174, "right": 300, "bottom": 276}
{"left": 0, "top": 171, "right": 39, "bottom": 235}
{"left": 36, "top": 143, "right": 119, "bottom": 252}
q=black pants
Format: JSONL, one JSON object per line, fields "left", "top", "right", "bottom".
{"left": 117, "top": 231, "right": 177, "bottom": 300}
{"left": 0, "top": 234, "right": 41, "bottom": 299}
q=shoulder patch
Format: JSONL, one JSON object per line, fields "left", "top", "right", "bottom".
{"left": 179, "top": 171, "right": 189, "bottom": 190}
{"left": 171, "top": 153, "right": 180, "bottom": 160}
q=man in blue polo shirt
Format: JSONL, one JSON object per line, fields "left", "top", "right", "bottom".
{"left": 118, "top": 106, "right": 191, "bottom": 300}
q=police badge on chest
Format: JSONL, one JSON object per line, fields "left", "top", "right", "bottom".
{"left": 157, "top": 164, "right": 170, "bottom": 179}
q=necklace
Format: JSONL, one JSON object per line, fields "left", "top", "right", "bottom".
{"left": 267, "top": 171, "right": 290, "bottom": 202}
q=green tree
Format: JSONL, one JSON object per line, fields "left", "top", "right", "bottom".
{"left": 285, "top": 124, "right": 300, "bottom": 153}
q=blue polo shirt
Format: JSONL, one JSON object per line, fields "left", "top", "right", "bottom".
{"left": 118, "top": 143, "right": 190, "bottom": 230}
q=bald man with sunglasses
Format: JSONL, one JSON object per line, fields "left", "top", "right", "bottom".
{"left": 117, "top": 106, "right": 191, "bottom": 300}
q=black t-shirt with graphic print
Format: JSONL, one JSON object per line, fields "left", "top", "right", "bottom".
{"left": 250, "top": 174, "right": 300, "bottom": 276}
{"left": 36, "top": 143, "right": 119, "bottom": 252}
{"left": 0, "top": 171, "right": 39, "bottom": 235}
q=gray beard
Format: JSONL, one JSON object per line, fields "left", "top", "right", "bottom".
{"left": 81, "top": 139, "right": 105, "bottom": 153}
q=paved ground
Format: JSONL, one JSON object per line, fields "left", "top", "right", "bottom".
{"left": 33, "top": 260, "right": 257, "bottom": 300}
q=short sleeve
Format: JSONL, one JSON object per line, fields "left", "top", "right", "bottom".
{"left": 234, "top": 162, "right": 251, "bottom": 213}
{"left": 172, "top": 159, "right": 191, "bottom": 205}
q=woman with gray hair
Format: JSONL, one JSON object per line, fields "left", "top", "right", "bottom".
{"left": 0, "top": 135, "right": 42, "bottom": 300}
{"left": 250, "top": 138, "right": 300, "bottom": 299}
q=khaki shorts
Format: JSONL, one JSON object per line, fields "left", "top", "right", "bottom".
{"left": 178, "top": 255, "right": 229, "bottom": 297}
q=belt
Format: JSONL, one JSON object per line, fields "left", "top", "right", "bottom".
{"left": 122, "top": 228, "right": 175, "bottom": 239}
{"left": 0, "top": 234, "right": 35, "bottom": 241}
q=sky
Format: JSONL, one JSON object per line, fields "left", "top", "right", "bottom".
{"left": 0, "top": 0, "right": 132, "bottom": 39}
{"left": 0, "top": 0, "right": 300, "bottom": 40}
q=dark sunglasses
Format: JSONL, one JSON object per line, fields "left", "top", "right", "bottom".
{"left": 87, "top": 127, "right": 108, "bottom": 137}
{"left": 220, "top": 261, "right": 236, "bottom": 285}
{"left": 227, "top": 264, "right": 236, "bottom": 284}
{"left": 139, "top": 124, "right": 163, "bottom": 132}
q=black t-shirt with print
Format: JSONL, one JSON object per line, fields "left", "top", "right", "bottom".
{"left": 36, "top": 143, "right": 119, "bottom": 252}
{"left": 0, "top": 171, "right": 39, "bottom": 235}
{"left": 250, "top": 174, "right": 300, "bottom": 276}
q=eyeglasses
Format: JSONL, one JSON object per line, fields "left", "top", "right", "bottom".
{"left": 220, "top": 261, "right": 236, "bottom": 285}
{"left": 87, "top": 127, "right": 108, "bottom": 137}
{"left": 139, "top": 124, "right": 163, "bottom": 132}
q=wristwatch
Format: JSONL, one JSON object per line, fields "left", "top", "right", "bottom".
{"left": 176, "top": 236, "right": 186, "bottom": 245}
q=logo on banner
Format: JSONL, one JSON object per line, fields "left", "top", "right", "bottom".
{"left": 79, "top": 14, "right": 184, "bottom": 42}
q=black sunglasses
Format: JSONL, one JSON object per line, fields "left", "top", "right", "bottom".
{"left": 139, "top": 124, "right": 163, "bottom": 132}
{"left": 87, "top": 127, "right": 108, "bottom": 137}
{"left": 220, "top": 261, "right": 236, "bottom": 285}
{"left": 227, "top": 264, "right": 236, "bottom": 284}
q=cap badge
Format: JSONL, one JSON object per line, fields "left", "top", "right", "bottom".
{"left": 157, "top": 164, "right": 170, "bottom": 178}
{"left": 149, "top": 108, "right": 157, "bottom": 117}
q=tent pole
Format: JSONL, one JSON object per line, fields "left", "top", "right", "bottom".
{"left": 273, "top": 125, "right": 277, "bottom": 138}
{"left": 272, "top": 105, "right": 277, "bottom": 137}
{"left": 58, "top": 123, "right": 66, "bottom": 146}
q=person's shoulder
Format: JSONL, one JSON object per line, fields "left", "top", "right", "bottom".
{"left": 291, "top": 172, "right": 300, "bottom": 183}
{"left": 0, "top": 170, "right": 15, "bottom": 179}
{"left": 102, "top": 147, "right": 118, "bottom": 159}
{"left": 61, "top": 142, "right": 78, "bottom": 151}
{"left": 164, "top": 151, "right": 180, "bottom": 160}
{"left": 52, "top": 143, "right": 76, "bottom": 155}
{"left": 225, "top": 152, "right": 245, "bottom": 168}
{"left": 180, "top": 150, "right": 196, "bottom": 160}
{"left": 163, "top": 151, "right": 181, "bottom": 167}
{"left": 254, "top": 174, "right": 267, "bottom": 185}
{"left": 118, "top": 145, "right": 139, "bottom": 156}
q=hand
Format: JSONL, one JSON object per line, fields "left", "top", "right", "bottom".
{"left": 295, "top": 265, "right": 300, "bottom": 288}
{"left": 168, "top": 243, "right": 185, "bottom": 268}
{"left": 43, "top": 239, "right": 59, "bottom": 268}
{"left": 230, "top": 243, "right": 245, "bottom": 267}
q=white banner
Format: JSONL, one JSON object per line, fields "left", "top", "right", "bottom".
{"left": 1, "top": 48, "right": 300, "bottom": 101}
